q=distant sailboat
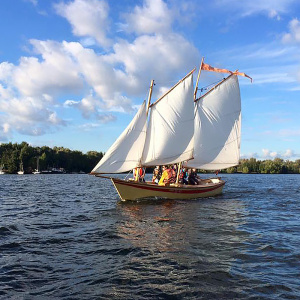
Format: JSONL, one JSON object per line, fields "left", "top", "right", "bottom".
{"left": 17, "top": 162, "right": 24, "bottom": 175}
{"left": 0, "top": 164, "right": 5, "bottom": 175}
{"left": 33, "top": 157, "right": 41, "bottom": 174}
{"left": 91, "top": 58, "right": 251, "bottom": 201}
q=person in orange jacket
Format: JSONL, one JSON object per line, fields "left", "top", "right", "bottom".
{"left": 133, "top": 167, "right": 145, "bottom": 182}
{"left": 158, "top": 165, "right": 176, "bottom": 186}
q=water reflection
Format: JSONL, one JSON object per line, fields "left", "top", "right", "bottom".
{"left": 117, "top": 200, "right": 181, "bottom": 252}
{"left": 109, "top": 197, "right": 250, "bottom": 298}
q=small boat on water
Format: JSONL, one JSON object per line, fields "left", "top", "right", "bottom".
{"left": 91, "top": 58, "right": 251, "bottom": 201}
{"left": 39, "top": 167, "right": 66, "bottom": 174}
{"left": 0, "top": 165, "right": 5, "bottom": 175}
{"left": 33, "top": 157, "right": 41, "bottom": 174}
{"left": 105, "top": 176, "right": 225, "bottom": 200}
{"left": 17, "top": 162, "right": 24, "bottom": 175}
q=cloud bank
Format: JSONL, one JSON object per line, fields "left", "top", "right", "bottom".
{"left": 0, "top": 0, "right": 199, "bottom": 140}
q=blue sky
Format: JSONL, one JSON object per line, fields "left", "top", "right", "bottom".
{"left": 0, "top": 0, "right": 300, "bottom": 160}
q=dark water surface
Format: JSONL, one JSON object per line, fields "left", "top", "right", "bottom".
{"left": 0, "top": 174, "right": 299, "bottom": 299}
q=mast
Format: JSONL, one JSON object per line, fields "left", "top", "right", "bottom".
{"left": 175, "top": 162, "right": 182, "bottom": 185}
{"left": 147, "top": 80, "right": 154, "bottom": 114}
{"left": 194, "top": 57, "right": 204, "bottom": 101}
{"left": 136, "top": 79, "right": 155, "bottom": 181}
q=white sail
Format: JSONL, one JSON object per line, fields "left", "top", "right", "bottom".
{"left": 141, "top": 73, "right": 194, "bottom": 166}
{"left": 187, "top": 74, "right": 241, "bottom": 170}
{"left": 91, "top": 101, "right": 147, "bottom": 174}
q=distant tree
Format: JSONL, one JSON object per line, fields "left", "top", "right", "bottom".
{"left": 242, "top": 166, "right": 249, "bottom": 174}
{"left": 1, "top": 142, "right": 298, "bottom": 174}
{"left": 226, "top": 167, "right": 237, "bottom": 173}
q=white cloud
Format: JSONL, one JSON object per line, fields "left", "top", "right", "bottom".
{"left": 77, "top": 114, "right": 116, "bottom": 132}
{"left": 260, "top": 148, "right": 300, "bottom": 160}
{"left": 282, "top": 18, "right": 300, "bottom": 43}
{"left": 0, "top": 39, "right": 82, "bottom": 139}
{"left": 79, "top": 96, "right": 100, "bottom": 118}
{"left": 122, "top": 0, "right": 172, "bottom": 34}
{"left": 0, "top": 95, "right": 66, "bottom": 136}
{"left": 48, "top": 112, "right": 65, "bottom": 125}
{"left": 78, "top": 123, "right": 101, "bottom": 131}
{"left": 55, "top": 0, "right": 111, "bottom": 47}
{"left": 0, "top": 0, "right": 200, "bottom": 142}
{"left": 96, "top": 114, "right": 117, "bottom": 124}
{"left": 25, "top": 0, "right": 38, "bottom": 6}
{"left": 270, "top": 151, "right": 278, "bottom": 158}
{"left": 107, "top": 33, "right": 199, "bottom": 91}
{"left": 209, "top": 42, "right": 300, "bottom": 87}
{"left": 0, "top": 62, "right": 14, "bottom": 81}
{"left": 262, "top": 148, "right": 271, "bottom": 157}
{"left": 0, "top": 123, "right": 11, "bottom": 142}
{"left": 0, "top": 40, "right": 84, "bottom": 102}
{"left": 64, "top": 94, "right": 101, "bottom": 118}
{"left": 268, "top": 9, "right": 281, "bottom": 20}
{"left": 2, "top": 123, "right": 10, "bottom": 134}
{"left": 215, "top": 0, "right": 296, "bottom": 19}
{"left": 240, "top": 148, "right": 299, "bottom": 160}
{"left": 251, "top": 72, "right": 296, "bottom": 84}
{"left": 283, "top": 149, "right": 294, "bottom": 158}
{"left": 262, "top": 148, "right": 278, "bottom": 158}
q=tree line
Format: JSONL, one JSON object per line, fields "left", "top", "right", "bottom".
{"left": 0, "top": 142, "right": 103, "bottom": 174}
{"left": 0, "top": 142, "right": 299, "bottom": 174}
{"left": 217, "top": 158, "right": 300, "bottom": 174}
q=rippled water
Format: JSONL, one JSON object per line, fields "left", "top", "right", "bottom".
{"left": 0, "top": 174, "right": 299, "bottom": 299}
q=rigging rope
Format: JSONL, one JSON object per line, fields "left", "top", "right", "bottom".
{"left": 199, "top": 78, "right": 225, "bottom": 95}
{"left": 124, "top": 169, "right": 133, "bottom": 180}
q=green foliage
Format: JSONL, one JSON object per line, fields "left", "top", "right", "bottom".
{"left": 226, "top": 167, "right": 237, "bottom": 173}
{"left": 1, "top": 141, "right": 299, "bottom": 175}
{"left": 236, "top": 157, "right": 300, "bottom": 174}
{"left": 242, "top": 166, "right": 249, "bottom": 174}
{"left": 0, "top": 142, "right": 103, "bottom": 174}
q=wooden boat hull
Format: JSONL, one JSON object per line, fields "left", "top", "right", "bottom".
{"left": 110, "top": 177, "right": 225, "bottom": 201}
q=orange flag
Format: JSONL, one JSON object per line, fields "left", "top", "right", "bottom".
{"left": 201, "top": 62, "right": 252, "bottom": 82}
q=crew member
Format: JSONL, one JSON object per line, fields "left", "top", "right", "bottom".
{"left": 133, "top": 167, "right": 145, "bottom": 182}
{"left": 158, "top": 165, "right": 176, "bottom": 186}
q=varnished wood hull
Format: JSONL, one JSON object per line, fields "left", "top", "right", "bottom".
{"left": 110, "top": 177, "right": 225, "bottom": 201}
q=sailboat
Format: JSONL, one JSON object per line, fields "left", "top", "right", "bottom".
{"left": 0, "top": 164, "right": 5, "bottom": 175}
{"left": 17, "top": 162, "right": 24, "bottom": 175}
{"left": 91, "top": 58, "right": 251, "bottom": 201}
{"left": 32, "top": 157, "right": 41, "bottom": 174}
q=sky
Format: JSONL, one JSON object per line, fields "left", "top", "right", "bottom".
{"left": 0, "top": 0, "right": 300, "bottom": 161}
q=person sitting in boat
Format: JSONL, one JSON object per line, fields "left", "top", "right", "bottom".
{"left": 158, "top": 165, "right": 176, "bottom": 186}
{"left": 188, "top": 168, "right": 200, "bottom": 185}
{"left": 179, "top": 167, "right": 188, "bottom": 185}
{"left": 133, "top": 167, "right": 145, "bottom": 182}
{"left": 152, "top": 167, "right": 161, "bottom": 184}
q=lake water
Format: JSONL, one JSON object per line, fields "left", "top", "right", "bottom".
{"left": 0, "top": 173, "right": 299, "bottom": 299}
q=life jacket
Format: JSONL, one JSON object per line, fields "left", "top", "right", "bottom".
{"left": 139, "top": 168, "right": 145, "bottom": 177}
{"left": 134, "top": 168, "right": 144, "bottom": 176}
{"left": 163, "top": 168, "right": 176, "bottom": 184}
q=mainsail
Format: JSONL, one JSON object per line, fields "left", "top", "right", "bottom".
{"left": 141, "top": 72, "right": 194, "bottom": 166}
{"left": 186, "top": 74, "right": 241, "bottom": 170}
{"left": 91, "top": 101, "right": 147, "bottom": 173}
